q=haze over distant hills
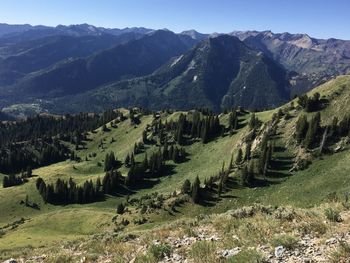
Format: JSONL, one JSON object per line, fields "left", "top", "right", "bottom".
{"left": 0, "top": 23, "right": 349, "bottom": 117}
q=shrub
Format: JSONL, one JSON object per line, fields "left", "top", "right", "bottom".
{"left": 298, "top": 220, "right": 327, "bottom": 236}
{"left": 135, "top": 253, "right": 155, "bottom": 263}
{"left": 148, "top": 244, "right": 171, "bottom": 260}
{"left": 271, "top": 235, "right": 298, "bottom": 250}
{"left": 324, "top": 208, "right": 342, "bottom": 222}
{"left": 226, "top": 248, "right": 265, "bottom": 263}
{"left": 329, "top": 242, "right": 350, "bottom": 263}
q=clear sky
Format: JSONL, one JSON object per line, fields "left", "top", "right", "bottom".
{"left": 0, "top": 0, "right": 349, "bottom": 39}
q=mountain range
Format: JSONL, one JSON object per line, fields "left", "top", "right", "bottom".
{"left": 0, "top": 23, "right": 349, "bottom": 117}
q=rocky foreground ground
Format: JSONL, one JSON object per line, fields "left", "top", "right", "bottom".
{"left": 2, "top": 203, "right": 350, "bottom": 262}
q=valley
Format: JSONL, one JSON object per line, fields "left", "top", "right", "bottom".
{"left": 1, "top": 75, "right": 350, "bottom": 262}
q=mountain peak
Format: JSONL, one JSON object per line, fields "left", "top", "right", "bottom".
{"left": 180, "top": 30, "right": 208, "bottom": 40}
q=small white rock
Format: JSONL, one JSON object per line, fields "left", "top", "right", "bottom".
{"left": 274, "top": 246, "right": 285, "bottom": 258}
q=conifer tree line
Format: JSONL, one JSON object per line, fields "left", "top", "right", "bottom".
{"left": 147, "top": 111, "right": 223, "bottom": 145}
{"left": 2, "top": 166, "right": 33, "bottom": 188}
{"left": 36, "top": 177, "right": 101, "bottom": 205}
{"left": 175, "top": 112, "right": 222, "bottom": 144}
{"left": 0, "top": 109, "right": 123, "bottom": 146}
{"left": 2, "top": 174, "right": 24, "bottom": 188}
{"left": 36, "top": 170, "right": 124, "bottom": 204}
{"left": 0, "top": 138, "right": 70, "bottom": 174}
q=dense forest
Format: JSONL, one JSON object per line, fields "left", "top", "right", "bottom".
{"left": 0, "top": 109, "right": 123, "bottom": 174}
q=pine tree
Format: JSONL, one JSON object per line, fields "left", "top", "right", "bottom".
{"left": 96, "top": 177, "right": 101, "bottom": 193}
{"left": 191, "top": 176, "right": 201, "bottom": 204}
{"left": 105, "top": 153, "right": 110, "bottom": 171}
{"left": 304, "top": 113, "right": 321, "bottom": 149}
{"left": 26, "top": 166, "right": 32, "bottom": 178}
{"left": 247, "top": 161, "right": 255, "bottom": 186}
{"left": 117, "top": 203, "right": 125, "bottom": 214}
{"left": 236, "top": 148, "right": 243, "bottom": 165}
{"left": 124, "top": 154, "right": 130, "bottom": 167}
{"left": 217, "top": 180, "right": 223, "bottom": 197}
{"left": 142, "top": 130, "right": 148, "bottom": 143}
{"left": 142, "top": 153, "right": 148, "bottom": 171}
{"left": 240, "top": 165, "right": 248, "bottom": 186}
{"left": 229, "top": 154, "right": 234, "bottom": 170}
{"left": 295, "top": 115, "right": 308, "bottom": 143}
{"left": 181, "top": 179, "right": 191, "bottom": 194}
{"left": 249, "top": 113, "right": 257, "bottom": 129}
{"left": 245, "top": 142, "right": 252, "bottom": 161}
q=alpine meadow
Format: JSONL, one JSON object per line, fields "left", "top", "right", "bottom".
{"left": 1, "top": 1, "right": 350, "bottom": 262}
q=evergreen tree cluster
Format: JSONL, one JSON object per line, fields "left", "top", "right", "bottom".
{"left": 175, "top": 112, "right": 222, "bottom": 144}
{"left": 257, "top": 134, "right": 274, "bottom": 178}
{"left": 125, "top": 145, "right": 187, "bottom": 187}
{"left": 0, "top": 109, "right": 123, "bottom": 146}
{"left": 104, "top": 151, "right": 120, "bottom": 172}
{"left": 248, "top": 113, "right": 261, "bottom": 130}
{"left": 295, "top": 113, "right": 350, "bottom": 150}
{"left": 295, "top": 113, "right": 322, "bottom": 149}
{"left": 0, "top": 109, "right": 124, "bottom": 174}
{"left": 181, "top": 176, "right": 201, "bottom": 204}
{"left": 2, "top": 174, "right": 24, "bottom": 188}
{"left": 102, "top": 170, "right": 122, "bottom": 194}
{"left": 335, "top": 115, "right": 350, "bottom": 137}
{"left": 36, "top": 177, "right": 102, "bottom": 205}
{"left": 0, "top": 138, "right": 69, "bottom": 174}
{"left": 149, "top": 111, "right": 222, "bottom": 146}
{"left": 297, "top": 93, "right": 321, "bottom": 112}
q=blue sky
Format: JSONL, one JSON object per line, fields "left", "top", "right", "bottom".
{"left": 1, "top": 0, "right": 349, "bottom": 39}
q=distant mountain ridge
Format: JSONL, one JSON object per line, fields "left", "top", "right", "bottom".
{"left": 0, "top": 23, "right": 154, "bottom": 40}
{"left": 0, "top": 23, "right": 350, "bottom": 116}
{"left": 1, "top": 30, "right": 198, "bottom": 101}
{"left": 51, "top": 35, "right": 289, "bottom": 113}
{"left": 231, "top": 30, "right": 350, "bottom": 93}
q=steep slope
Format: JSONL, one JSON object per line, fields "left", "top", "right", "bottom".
{"left": 232, "top": 30, "right": 350, "bottom": 92}
{"left": 53, "top": 35, "right": 289, "bottom": 113}
{"left": 1, "top": 30, "right": 197, "bottom": 100}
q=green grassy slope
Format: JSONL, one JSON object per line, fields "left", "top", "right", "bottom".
{"left": 1, "top": 75, "right": 350, "bottom": 256}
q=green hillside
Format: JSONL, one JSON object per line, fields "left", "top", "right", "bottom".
{"left": 1, "top": 75, "right": 350, "bottom": 261}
